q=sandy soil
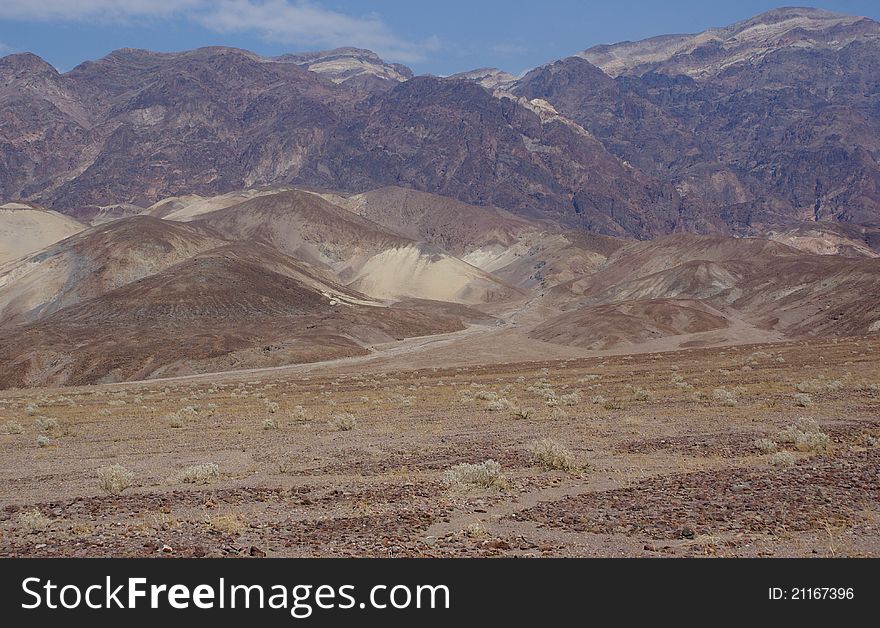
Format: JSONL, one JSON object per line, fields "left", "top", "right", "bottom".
{"left": 1, "top": 330, "right": 877, "bottom": 557}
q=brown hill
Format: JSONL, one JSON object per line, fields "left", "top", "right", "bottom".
{"left": 0, "top": 243, "right": 467, "bottom": 388}
{"left": 329, "top": 186, "right": 543, "bottom": 256}
{"left": 531, "top": 298, "right": 731, "bottom": 350}
{"left": 190, "top": 189, "right": 410, "bottom": 268}
{"left": 0, "top": 216, "right": 225, "bottom": 325}
{"left": 537, "top": 233, "right": 880, "bottom": 348}
{"left": 189, "top": 189, "right": 523, "bottom": 305}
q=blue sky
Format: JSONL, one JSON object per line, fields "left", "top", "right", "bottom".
{"left": 1, "top": 1, "right": 879, "bottom": 75}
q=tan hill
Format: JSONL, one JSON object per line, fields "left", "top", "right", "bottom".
{"left": 346, "top": 242, "right": 522, "bottom": 305}
{"left": 148, "top": 188, "right": 291, "bottom": 221}
{"left": 188, "top": 189, "right": 523, "bottom": 305}
{"left": 0, "top": 203, "right": 85, "bottom": 264}
{"left": 0, "top": 182, "right": 876, "bottom": 388}
{"left": 0, "top": 216, "right": 225, "bottom": 325}
{"left": 0, "top": 243, "right": 468, "bottom": 388}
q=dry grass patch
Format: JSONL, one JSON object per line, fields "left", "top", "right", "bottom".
{"left": 0, "top": 420, "right": 23, "bottom": 434}
{"left": 181, "top": 463, "right": 219, "bottom": 484}
{"left": 18, "top": 509, "right": 52, "bottom": 533}
{"left": 98, "top": 464, "right": 134, "bottom": 495}
{"left": 769, "top": 451, "right": 796, "bottom": 467}
{"left": 207, "top": 512, "right": 245, "bottom": 535}
{"left": 442, "top": 460, "right": 507, "bottom": 490}
{"left": 777, "top": 417, "right": 831, "bottom": 453}
{"left": 329, "top": 412, "right": 356, "bottom": 431}
{"left": 532, "top": 438, "right": 580, "bottom": 473}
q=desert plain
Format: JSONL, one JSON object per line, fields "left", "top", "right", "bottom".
{"left": 1, "top": 326, "right": 877, "bottom": 557}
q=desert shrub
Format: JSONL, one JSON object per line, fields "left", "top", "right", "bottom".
{"left": 291, "top": 405, "right": 306, "bottom": 420}
{"left": 1, "top": 421, "right": 23, "bottom": 435}
{"left": 633, "top": 389, "right": 652, "bottom": 401}
{"left": 777, "top": 417, "right": 822, "bottom": 442}
{"left": 168, "top": 406, "right": 199, "bottom": 428}
{"left": 776, "top": 417, "right": 830, "bottom": 453}
{"left": 179, "top": 406, "right": 200, "bottom": 419}
{"left": 854, "top": 381, "right": 878, "bottom": 394}
{"left": 559, "top": 392, "right": 580, "bottom": 407}
{"left": 712, "top": 388, "right": 738, "bottom": 407}
{"left": 793, "top": 393, "right": 813, "bottom": 408}
{"left": 18, "top": 509, "right": 52, "bottom": 533}
{"left": 551, "top": 406, "right": 568, "bottom": 420}
{"left": 98, "top": 464, "right": 134, "bottom": 495}
{"left": 207, "top": 513, "right": 245, "bottom": 535}
{"left": 753, "top": 438, "right": 777, "bottom": 454}
{"left": 487, "top": 398, "right": 511, "bottom": 411}
{"left": 511, "top": 407, "right": 534, "bottom": 420}
{"left": 590, "top": 395, "right": 606, "bottom": 405}
{"left": 262, "top": 416, "right": 279, "bottom": 430}
{"left": 463, "top": 522, "right": 487, "bottom": 538}
{"left": 181, "top": 463, "right": 219, "bottom": 484}
{"left": 264, "top": 400, "right": 280, "bottom": 414}
{"left": 35, "top": 416, "right": 58, "bottom": 432}
{"left": 532, "top": 438, "right": 579, "bottom": 472}
{"left": 769, "top": 451, "right": 796, "bottom": 467}
{"left": 793, "top": 431, "right": 831, "bottom": 453}
{"left": 442, "top": 460, "right": 507, "bottom": 490}
{"left": 475, "top": 391, "right": 497, "bottom": 402}
{"left": 329, "top": 412, "right": 356, "bottom": 431}
{"left": 36, "top": 435, "right": 50, "bottom": 448}
{"left": 25, "top": 404, "right": 39, "bottom": 416}
{"left": 796, "top": 379, "right": 843, "bottom": 393}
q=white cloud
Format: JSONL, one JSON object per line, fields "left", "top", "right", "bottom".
{"left": 0, "top": 0, "right": 201, "bottom": 23}
{"left": 0, "top": 42, "right": 10, "bottom": 54}
{"left": 0, "top": 0, "right": 438, "bottom": 64}
{"left": 197, "top": 1, "right": 439, "bottom": 63}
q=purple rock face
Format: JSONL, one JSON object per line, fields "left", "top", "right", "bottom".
{"left": 1, "top": 8, "right": 879, "bottom": 237}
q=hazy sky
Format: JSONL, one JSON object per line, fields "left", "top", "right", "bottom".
{"left": 1, "top": 1, "right": 879, "bottom": 75}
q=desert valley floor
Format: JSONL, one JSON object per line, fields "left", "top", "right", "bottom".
{"left": 1, "top": 326, "right": 877, "bottom": 558}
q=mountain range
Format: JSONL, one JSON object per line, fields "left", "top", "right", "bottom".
{"left": 0, "top": 7, "right": 879, "bottom": 389}
{"left": 2, "top": 6, "right": 878, "bottom": 238}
